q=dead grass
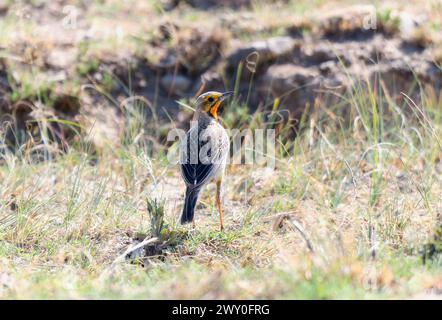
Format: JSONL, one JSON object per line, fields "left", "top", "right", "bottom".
{"left": 0, "top": 75, "right": 441, "bottom": 298}
{"left": 0, "top": 0, "right": 441, "bottom": 300}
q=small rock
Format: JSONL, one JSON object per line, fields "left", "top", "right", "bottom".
{"left": 263, "top": 64, "right": 319, "bottom": 87}
{"left": 160, "top": 74, "right": 192, "bottom": 95}
{"left": 260, "top": 64, "right": 320, "bottom": 114}
{"left": 227, "top": 36, "right": 296, "bottom": 73}
{"left": 113, "top": 236, "right": 165, "bottom": 265}
{"left": 302, "top": 43, "right": 338, "bottom": 64}
{"left": 265, "top": 37, "right": 297, "bottom": 59}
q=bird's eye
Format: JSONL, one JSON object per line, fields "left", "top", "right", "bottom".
{"left": 208, "top": 97, "right": 214, "bottom": 103}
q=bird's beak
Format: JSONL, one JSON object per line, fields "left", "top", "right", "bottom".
{"left": 219, "top": 91, "right": 233, "bottom": 102}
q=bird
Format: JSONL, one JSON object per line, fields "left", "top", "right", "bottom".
{"left": 179, "top": 91, "right": 232, "bottom": 231}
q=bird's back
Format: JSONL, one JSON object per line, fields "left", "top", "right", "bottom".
{"left": 180, "top": 116, "right": 229, "bottom": 189}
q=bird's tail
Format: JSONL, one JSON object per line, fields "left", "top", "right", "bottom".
{"left": 180, "top": 187, "right": 201, "bottom": 224}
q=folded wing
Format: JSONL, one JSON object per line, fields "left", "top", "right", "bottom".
{"left": 180, "top": 126, "right": 225, "bottom": 188}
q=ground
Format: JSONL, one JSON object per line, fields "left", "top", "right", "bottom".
{"left": 0, "top": 0, "right": 441, "bottom": 299}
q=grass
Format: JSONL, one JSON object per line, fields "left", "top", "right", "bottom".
{"left": 0, "top": 0, "right": 441, "bottom": 300}
{"left": 0, "top": 70, "right": 441, "bottom": 298}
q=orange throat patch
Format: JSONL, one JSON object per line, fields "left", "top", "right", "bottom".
{"left": 209, "top": 101, "right": 221, "bottom": 120}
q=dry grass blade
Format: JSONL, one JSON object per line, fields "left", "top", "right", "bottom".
{"left": 269, "top": 213, "right": 315, "bottom": 253}
{"left": 287, "top": 217, "right": 315, "bottom": 253}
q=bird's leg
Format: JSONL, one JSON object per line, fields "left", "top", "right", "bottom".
{"left": 216, "top": 180, "right": 224, "bottom": 231}
{"left": 192, "top": 218, "right": 196, "bottom": 229}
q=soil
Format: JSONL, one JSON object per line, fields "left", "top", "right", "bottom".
{"left": 0, "top": 2, "right": 441, "bottom": 152}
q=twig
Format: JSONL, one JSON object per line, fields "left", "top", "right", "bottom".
{"left": 287, "top": 217, "right": 315, "bottom": 253}
{"left": 112, "top": 237, "right": 159, "bottom": 265}
{"left": 267, "top": 212, "right": 315, "bottom": 253}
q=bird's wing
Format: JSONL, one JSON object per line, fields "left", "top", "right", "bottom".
{"left": 180, "top": 125, "right": 227, "bottom": 188}
{"left": 181, "top": 161, "right": 215, "bottom": 188}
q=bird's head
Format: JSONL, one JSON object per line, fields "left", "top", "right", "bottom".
{"left": 195, "top": 91, "right": 233, "bottom": 120}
